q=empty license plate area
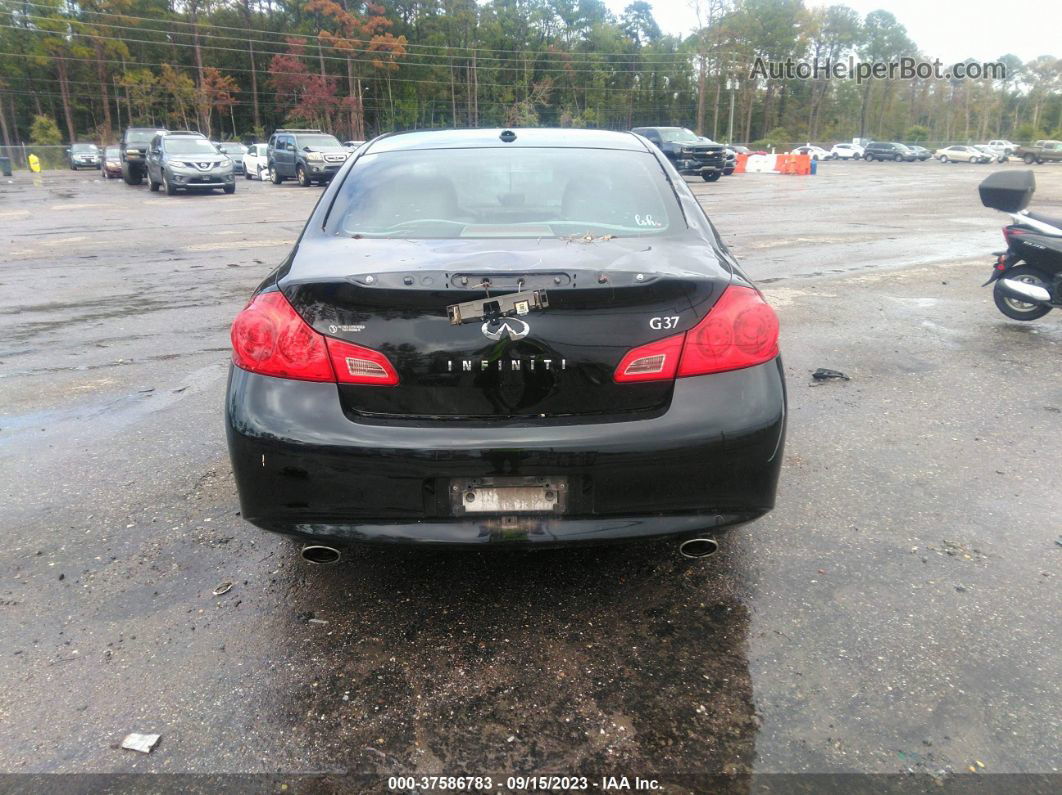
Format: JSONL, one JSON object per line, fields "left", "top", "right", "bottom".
{"left": 450, "top": 476, "right": 567, "bottom": 515}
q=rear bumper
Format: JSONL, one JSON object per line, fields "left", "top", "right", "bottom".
{"left": 225, "top": 359, "right": 786, "bottom": 547}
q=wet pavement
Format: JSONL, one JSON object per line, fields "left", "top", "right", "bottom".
{"left": 0, "top": 162, "right": 1059, "bottom": 788}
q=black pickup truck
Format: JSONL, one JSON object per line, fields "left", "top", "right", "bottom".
{"left": 631, "top": 126, "right": 727, "bottom": 182}
{"left": 120, "top": 126, "right": 167, "bottom": 185}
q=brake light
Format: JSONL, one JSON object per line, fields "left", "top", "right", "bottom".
{"left": 230, "top": 292, "right": 397, "bottom": 385}
{"left": 326, "top": 338, "right": 399, "bottom": 385}
{"left": 1002, "top": 226, "right": 1026, "bottom": 244}
{"left": 678, "top": 286, "right": 779, "bottom": 376}
{"left": 231, "top": 292, "right": 334, "bottom": 381}
{"left": 612, "top": 286, "right": 779, "bottom": 383}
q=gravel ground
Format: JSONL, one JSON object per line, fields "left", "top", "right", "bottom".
{"left": 0, "top": 160, "right": 1059, "bottom": 790}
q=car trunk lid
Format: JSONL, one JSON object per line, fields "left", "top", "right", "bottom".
{"left": 282, "top": 235, "right": 731, "bottom": 420}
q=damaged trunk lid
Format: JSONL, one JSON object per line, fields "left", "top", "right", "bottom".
{"left": 282, "top": 236, "right": 731, "bottom": 420}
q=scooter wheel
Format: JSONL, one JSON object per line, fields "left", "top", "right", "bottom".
{"left": 993, "top": 266, "right": 1053, "bottom": 321}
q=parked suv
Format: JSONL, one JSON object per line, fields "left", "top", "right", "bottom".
{"left": 631, "top": 127, "right": 726, "bottom": 181}
{"left": 267, "top": 129, "right": 349, "bottom": 186}
{"left": 146, "top": 131, "right": 236, "bottom": 195}
{"left": 862, "top": 141, "right": 917, "bottom": 162}
{"left": 121, "top": 126, "right": 167, "bottom": 184}
{"left": 68, "top": 143, "right": 101, "bottom": 170}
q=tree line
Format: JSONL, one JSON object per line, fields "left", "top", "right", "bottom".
{"left": 0, "top": 0, "right": 1059, "bottom": 150}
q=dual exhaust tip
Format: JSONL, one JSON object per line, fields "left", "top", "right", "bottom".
{"left": 302, "top": 538, "right": 717, "bottom": 563}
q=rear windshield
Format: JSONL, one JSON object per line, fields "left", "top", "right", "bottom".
{"left": 326, "top": 148, "right": 684, "bottom": 239}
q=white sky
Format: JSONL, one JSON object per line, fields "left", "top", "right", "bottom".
{"left": 607, "top": 0, "right": 1060, "bottom": 63}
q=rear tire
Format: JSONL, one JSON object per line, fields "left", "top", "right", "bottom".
{"left": 270, "top": 166, "right": 283, "bottom": 184}
{"left": 993, "top": 266, "right": 1053, "bottom": 321}
{"left": 1023, "top": 154, "right": 1035, "bottom": 165}
{"left": 894, "top": 153, "right": 902, "bottom": 162}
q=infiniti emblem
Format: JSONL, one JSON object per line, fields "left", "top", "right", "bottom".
{"left": 481, "top": 318, "right": 530, "bottom": 341}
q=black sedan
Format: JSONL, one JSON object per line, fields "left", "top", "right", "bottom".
{"left": 226, "top": 128, "right": 786, "bottom": 559}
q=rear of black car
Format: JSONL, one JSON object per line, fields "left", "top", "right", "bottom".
{"left": 225, "top": 129, "right": 785, "bottom": 548}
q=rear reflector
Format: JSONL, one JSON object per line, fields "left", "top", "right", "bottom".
{"left": 231, "top": 291, "right": 398, "bottom": 385}
{"left": 613, "top": 285, "right": 779, "bottom": 383}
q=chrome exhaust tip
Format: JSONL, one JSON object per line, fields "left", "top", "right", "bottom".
{"left": 679, "top": 537, "right": 719, "bottom": 559}
{"left": 300, "top": 544, "right": 341, "bottom": 565}
{"left": 998, "top": 278, "right": 1051, "bottom": 304}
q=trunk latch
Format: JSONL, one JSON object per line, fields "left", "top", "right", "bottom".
{"left": 447, "top": 289, "right": 549, "bottom": 325}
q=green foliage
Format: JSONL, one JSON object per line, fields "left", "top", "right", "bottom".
{"left": 1013, "top": 122, "right": 1045, "bottom": 143}
{"left": 0, "top": 0, "right": 1058, "bottom": 147}
{"left": 30, "top": 115, "right": 62, "bottom": 146}
{"left": 751, "top": 127, "right": 792, "bottom": 149}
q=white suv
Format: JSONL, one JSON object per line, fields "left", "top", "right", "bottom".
{"left": 830, "top": 142, "right": 864, "bottom": 160}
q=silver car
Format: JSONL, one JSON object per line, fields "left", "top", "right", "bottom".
{"left": 146, "top": 132, "right": 236, "bottom": 195}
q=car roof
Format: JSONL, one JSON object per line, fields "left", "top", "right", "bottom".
{"left": 364, "top": 128, "right": 650, "bottom": 154}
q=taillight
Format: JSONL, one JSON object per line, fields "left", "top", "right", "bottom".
{"left": 613, "top": 333, "right": 683, "bottom": 383}
{"left": 326, "top": 338, "right": 399, "bottom": 385}
{"left": 612, "top": 286, "right": 779, "bottom": 383}
{"left": 1002, "top": 226, "right": 1026, "bottom": 244}
{"left": 230, "top": 292, "right": 397, "bottom": 385}
{"left": 678, "top": 286, "right": 779, "bottom": 376}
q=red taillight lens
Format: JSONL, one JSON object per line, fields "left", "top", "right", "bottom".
{"left": 326, "top": 338, "right": 399, "bottom": 385}
{"left": 613, "top": 333, "right": 684, "bottom": 383}
{"left": 612, "top": 286, "right": 779, "bottom": 383}
{"left": 1002, "top": 226, "right": 1025, "bottom": 244}
{"left": 678, "top": 286, "right": 779, "bottom": 376}
{"left": 230, "top": 292, "right": 398, "bottom": 385}
{"left": 231, "top": 292, "right": 335, "bottom": 382}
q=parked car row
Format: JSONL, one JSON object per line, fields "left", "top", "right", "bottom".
{"left": 786, "top": 139, "right": 1023, "bottom": 164}
{"left": 96, "top": 126, "right": 360, "bottom": 196}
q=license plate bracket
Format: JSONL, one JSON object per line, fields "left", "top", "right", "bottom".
{"left": 450, "top": 476, "right": 567, "bottom": 515}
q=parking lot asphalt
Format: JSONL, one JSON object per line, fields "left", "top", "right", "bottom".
{"left": 1, "top": 161, "right": 1059, "bottom": 787}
